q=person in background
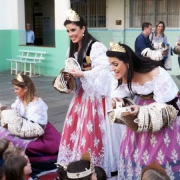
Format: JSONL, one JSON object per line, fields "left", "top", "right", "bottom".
{"left": 150, "top": 21, "right": 172, "bottom": 70}
{"left": 177, "top": 37, "right": 180, "bottom": 67}
{"left": 26, "top": 23, "right": 35, "bottom": 45}
{"left": 135, "top": 22, "right": 164, "bottom": 61}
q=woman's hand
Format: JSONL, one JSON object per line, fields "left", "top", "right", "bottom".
{"left": 68, "top": 69, "right": 84, "bottom": 78}
{"left": 112, "top": 97, "right": 124, "bottom": 108}
{"left": 129, "top": 105, "right": 139, "bottom": 116}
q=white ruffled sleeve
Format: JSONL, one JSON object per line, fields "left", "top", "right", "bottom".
{"left": 80, "top": 42, "right": 112, "bottom": 96}
{"left": 111, "top": 79, "right": 131, "bottom": 98}
{"left": 26, "top": 98, "right": 48, "bottom": 125}
{"left": 153, "top": 67, "right": 178, "bottom": 103}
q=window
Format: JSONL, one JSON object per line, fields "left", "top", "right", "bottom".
{"left": 71, "top": 0, "right": 106, "bottom": 28}
{"left": 130, "top": 0, "right": 180, "bottom": 28}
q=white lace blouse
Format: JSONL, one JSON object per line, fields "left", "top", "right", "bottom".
{"left": 11, "top": 97, "right": 48, "bottom": 125}
{"left": 112, "top": 66, "right": 178, "bottom": 103}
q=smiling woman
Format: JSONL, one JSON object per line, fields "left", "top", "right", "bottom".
{"left": 56, "top": 9, "right": 122, "bottom": 178}
{"left": 106, "top": 42, "right": 180, "bottom": 179}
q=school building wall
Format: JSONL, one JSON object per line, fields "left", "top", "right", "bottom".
{"left": 0, "top": 0, "right": 179, "bottom": 76}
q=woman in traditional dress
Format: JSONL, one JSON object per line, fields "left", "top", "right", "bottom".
{"left": 57, "top": 9, "right": 122, "bottom": 177}
{"left": 107, "top": 43, "right": 180, "bottom": 180}
{"left": 0, "top": 74, "right": 61, "bottom": 176}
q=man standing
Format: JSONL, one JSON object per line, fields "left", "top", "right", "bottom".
{"left": 26, "top": 23, "right": 35, "bottom": 45}
{"left": 135, "top": 22, "right": 163, "bottom": 61}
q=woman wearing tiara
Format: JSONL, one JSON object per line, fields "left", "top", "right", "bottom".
{"left": 0, "top": 74, "right": 61, "bottom": 176}
{"left": 106, "top": 42, "right": 180, "bottom": 179}
{"left": 56, "top": 9, "right": 122, "bottom": 177}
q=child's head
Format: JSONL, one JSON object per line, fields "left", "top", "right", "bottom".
{"left": 3, "top": 147, "right": 29, "bottom": 162}
{"left": 142, "top": 169, "right": 170, "bottom": 180}
{"left": 3, "top": 156, "right": 32, "bottom": 180}
{"left": 94, "top": 166, "right": 107, "bottom": 180}
{"left": 0, "top": 138, "right": 14, "bottom": 157}
{"left": 66, "top": 160, "right": 97, "bottom": 180}
{"left": 141, "top": 161, "right": 170, "bottom": 180}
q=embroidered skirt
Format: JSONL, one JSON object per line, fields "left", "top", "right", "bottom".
{"left": 57, "top": 87, "right": 122, "bottom": 177}
{"left": 118, "top": 96, "right": 180, "bottom": 180}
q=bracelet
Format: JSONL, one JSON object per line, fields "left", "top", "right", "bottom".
{"left": 142, "top": 106, "right": 149, "bottom": 132}
{"left": 136, "top": 107, "right": 145, "bottom": 132}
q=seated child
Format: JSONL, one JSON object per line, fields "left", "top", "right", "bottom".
{"left": 3, "top": 156, "right": 32, "bottom": 180}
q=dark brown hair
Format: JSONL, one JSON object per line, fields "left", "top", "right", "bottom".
{"left": 64, "top": 16, "right": 97, "bottom": 67}
{"left": 0, "top": 138, "right": 10, "bottom": 157}
{"left": 3, "top": 156, "right": 27, "bottom": 180}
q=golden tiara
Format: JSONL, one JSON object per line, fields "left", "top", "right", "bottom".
{"left": 16, "top": 73, "right": 24, "bottom": 82}
{"left": 110, "top": 42, "right": 126, "bottom": 53}
{"left": 66, "top": 9, "right": 80, "bottom": 22}
{"left": 67, "top": 152, "right": 94, "bottom": 179}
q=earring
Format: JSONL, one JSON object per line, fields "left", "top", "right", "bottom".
{"left": 82, "top": 33, "right": 84, "bottom": 37}
{"left": 127, "top": 64, "right": 129, "bottom": 68}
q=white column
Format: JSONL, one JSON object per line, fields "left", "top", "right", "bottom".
{"left": 0, "top": 0, "right": 11, "bottom": 29}
{"left": 55, "top": 0, "right": 71, "bottom": 30}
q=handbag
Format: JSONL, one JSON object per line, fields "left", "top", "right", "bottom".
{"left": 53, "top": 58, "right": 81, "bottom": 93}
{"left": 1, "top": 109, "right": 44, "bottom": 138}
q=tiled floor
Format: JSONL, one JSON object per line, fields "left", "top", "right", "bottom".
{"left": 0, "top": 71, "right": 72, "bottom": 133}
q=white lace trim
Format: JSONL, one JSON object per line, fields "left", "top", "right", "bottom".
{"left": 80, "top": 42, "right": 113, "bottom": 97}
{"left": 114, "top": 67, "right": 178, "bottom": 102}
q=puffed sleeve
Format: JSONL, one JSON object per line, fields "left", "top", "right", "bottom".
{"left": 11, "top": 98, "right": 21, "bottom": 109}
{"left": 26, "top": 98, "right": 48, "bottom": 125}
{"left": 80, "top": 42, "right": 112, "bottom": 96}
{"left": 153, "top": 67, "right": 178, "bottom": 103}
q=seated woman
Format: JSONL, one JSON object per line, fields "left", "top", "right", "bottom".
{"left": 0, "top": 74, "right": 61, "bottom": 175}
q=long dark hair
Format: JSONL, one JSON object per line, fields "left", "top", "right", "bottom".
{"left": 64, "top": 17, "right": 97, "bottom": 66}
{"left": 106, "top": 43, "right": 163, "bottom": 94}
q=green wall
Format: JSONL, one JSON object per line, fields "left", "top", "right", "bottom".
{"left": 0, "top": 29, "right": 69, "bottom": 76}
{"left": 0, "top": 30, "right": 12, "bottom": 71}
{"left": 0, "top": 29, "right": 179, "bottom": 76}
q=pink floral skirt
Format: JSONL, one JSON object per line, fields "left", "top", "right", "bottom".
{"left": 57, "top": 88, "right": 106, "bottom": 167}
{"left": 118, "top": 96, "right": 180, "bottom": 180}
